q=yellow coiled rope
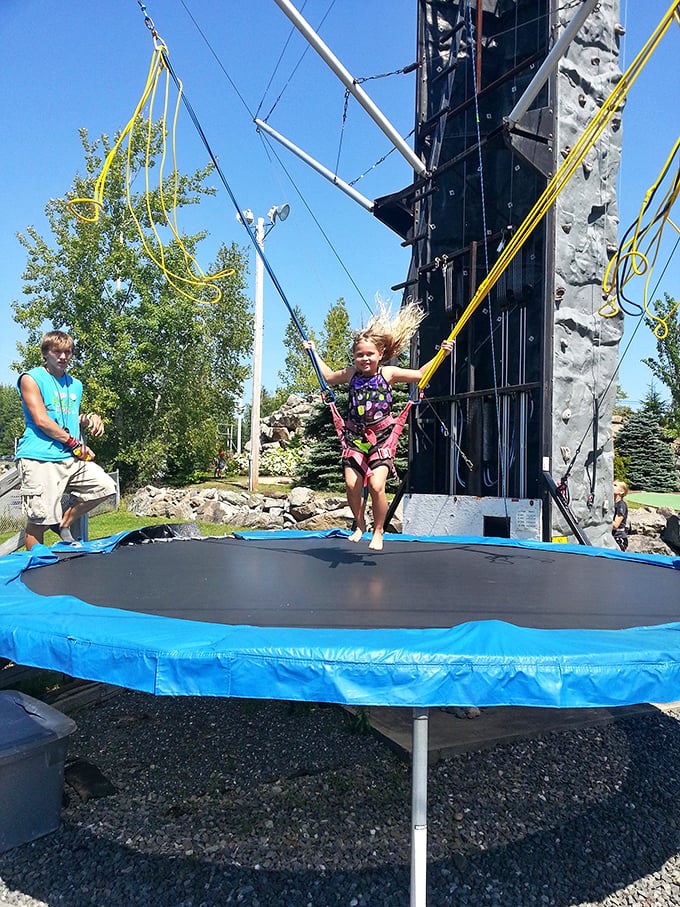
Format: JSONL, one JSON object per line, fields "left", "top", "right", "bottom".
{"left": 600, "top": 137, "right": 680, "bottom": 338}
{"left": 69, "top": 35, "right": 233, "bottom": 304}
{"left": 418, "top": 0, "right": 680, "bottom": 391}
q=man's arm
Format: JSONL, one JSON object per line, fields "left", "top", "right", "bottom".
{"left": 19, "top": 375, "right": 96, "bottom": 459}
{"left": 19, "top": 374, "right": 72, "bottom": 444}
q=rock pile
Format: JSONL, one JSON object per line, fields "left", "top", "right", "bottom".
{"left": 628, "top": 506, "right": 680, "bottom": 557}
{"left": 129, "top": 484, "right": 677, "bottom": 553}
{"left": 252, "top": 393, "right": 315, "bottom": 455}
{"left": 128, "top": 484, "right": 396, "bottom": 533}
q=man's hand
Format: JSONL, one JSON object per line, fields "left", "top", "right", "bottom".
{"left": 73, "top": 442, "right": 95, "bottom": 461}
{"left": 81, "top": 412, "right": 105, "bottom": 438}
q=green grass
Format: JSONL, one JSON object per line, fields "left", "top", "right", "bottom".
{"left": 0, "top": 506, "right": 241, "bottom": 550}
{"left": 0, "top": 475, "right": 325, "bottom": 551}
{"left": 76, "top": 509, "right": 238, "bottom": 542}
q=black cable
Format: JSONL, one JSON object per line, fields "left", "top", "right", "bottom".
{"left": 156, "top": 46, "right": 332, "bottom": 397}
{"left": 257, "top": 130, "right": 373, "bottom": 315}
{"left": 175, "top": 0, "right": 255, "bottom": 120}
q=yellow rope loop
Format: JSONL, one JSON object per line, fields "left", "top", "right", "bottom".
{"left": 654, "top": 297, "right": 680, "bottom": 340}
{"left": 601, "top": 136, "right": 680, "bottom": 336}
{"left": 68, "top": 199, "right": 104, "bottom": 224}
{"left": 418, "top": 0, "right": 679, "bottom": 391}
{"left": 68, "top": 41, "right": 231, "bottom": 305}
{"left": 598, "top": 295, "right": 621, "bottom": 319}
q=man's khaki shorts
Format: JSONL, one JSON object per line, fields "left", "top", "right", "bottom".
{"left": 17, "top": 458, "right": 116, "bottom": 526}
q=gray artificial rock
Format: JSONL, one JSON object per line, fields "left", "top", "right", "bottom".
{"left": 552, "top": 0, "right": 623, "bottom": 548}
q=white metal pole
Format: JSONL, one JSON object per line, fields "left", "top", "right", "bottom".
{"left": 255, "top": 119, "right": 375, "bottom": 211}
{"left": 410, "top": 708, "right": 429, "bottom": 907}
{"left": 271, "top": 0, "right": 427, "bottom": 177}
{"left": 249, "top": 218, "right": 265, "bottom": 492}
{"left": 506, "top": 0, "right": 599, "bottom": 128}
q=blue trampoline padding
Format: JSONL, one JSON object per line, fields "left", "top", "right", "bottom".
{"left": 1, "top": 530, "right": 680, "bottom": 708}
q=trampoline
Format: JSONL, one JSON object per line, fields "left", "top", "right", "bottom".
{"left": 2, "top": 527, "right": 680, "bottom": 709}
{"left": 2, "top": 527, "right": 680, "bottom": 906}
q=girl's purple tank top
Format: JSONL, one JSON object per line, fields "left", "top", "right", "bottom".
{"left": 347, "top": 371, "right": 393, "bottom": 427}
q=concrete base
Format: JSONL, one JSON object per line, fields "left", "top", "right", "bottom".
{"left": 350, "top": 702, "right": 679, "bottom": 764}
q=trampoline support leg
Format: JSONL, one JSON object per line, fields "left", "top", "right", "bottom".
{"left": 410, "top": 707, "right": 429, "bottom": 907}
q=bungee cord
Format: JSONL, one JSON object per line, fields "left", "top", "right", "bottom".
{"left": 558, "top": 231, "right": 680, "bottom": 499}
{"left": 175, "top": 0, "right": 387, "bottom": 341}
{"left": 141, "top": 7, "right": 333, "bottom": 394}
{"left": 69, "top": 15, "right": 234, "bottom": 305}
{"left": 600, "top": 137, "right": 680, "bottom": 338}
{"left": 256, "top": 130, "right": 373, "bottom": 315}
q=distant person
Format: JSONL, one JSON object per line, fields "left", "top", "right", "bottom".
{"left": 15, "top": 330, "right": 116, "bottom": 550}
{"left": 214, "top": 449, "right": 226, "bottom": 479}
{"left": 612, "top": 480, "right": 630, "bottom": 551}
{"left": 304, "top": 301, "right": 453, "bottom": 551}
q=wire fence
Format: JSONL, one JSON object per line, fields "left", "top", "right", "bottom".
{"left": 0, "top": 466, "right": 120, "bottom": 537}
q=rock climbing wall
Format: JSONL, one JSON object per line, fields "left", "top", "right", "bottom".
{"left": 552, "top": 0, "right": 622, "bottom": 546}
{"left": 397, "top": 0, "right": 622, "bottom": 544}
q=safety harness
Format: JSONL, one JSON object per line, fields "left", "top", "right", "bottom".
{"left": 326, "top": 397, "right": 417, "bottom": 486}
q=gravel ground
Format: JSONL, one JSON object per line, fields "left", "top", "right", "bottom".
{"left": 1, "top": 692, "right": 680, "bottom": 906}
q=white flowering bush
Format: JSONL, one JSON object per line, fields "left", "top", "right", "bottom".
{"left": 233, "top": 446, "right": 304, "bottom": 477}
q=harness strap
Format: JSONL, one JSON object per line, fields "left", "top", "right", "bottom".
{"left": 328, "top": 399, "right": 415, "bottom": 486}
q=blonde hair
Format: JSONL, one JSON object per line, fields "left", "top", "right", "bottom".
{"left": 41, "top": 330, "right": 74, "bottom": 358}
{"left": 353, "top": 299, "right": 426, "bottom": 362}
{"left": 613, "top": 480, "right": 629, "bottom": 496}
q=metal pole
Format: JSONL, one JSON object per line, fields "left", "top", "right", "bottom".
{"left": 410, "top": 708, "right": 429, "bottom": 907}
{"left": 506, "top": 0, "right": 599, "bottom": 129}
{"left": 255, "top": 119, "right": 375, "bottom": 211}
{"left": 271, "top": 0, "right": 427, "bottom": 177}
{"left": 249, "top": 218, "right": 265, "bottom": 492}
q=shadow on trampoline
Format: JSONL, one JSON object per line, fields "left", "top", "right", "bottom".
{"left": 0, "top": 697, "right": 678, "bottom": 907}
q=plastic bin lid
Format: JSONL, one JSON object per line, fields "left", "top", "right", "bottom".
{"left": 0, "top": 690, "right": 76, "bottom": 763}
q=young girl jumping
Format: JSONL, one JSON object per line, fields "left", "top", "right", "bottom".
{"left": 304, "top": 301, "right": 453, "bottom": 551}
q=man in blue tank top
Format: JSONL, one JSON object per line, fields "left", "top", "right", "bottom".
{"left": 15, "top": 330, "right": 116, "bottom": 550}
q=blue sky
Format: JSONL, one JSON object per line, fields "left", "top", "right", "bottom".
{"left": 1, "top": 1, "right": 678, "bottom": 408}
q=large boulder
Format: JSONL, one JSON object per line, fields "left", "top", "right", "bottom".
{"left": 287, "top": 486, "right": 317, "bottom": 521}
{"left": 628, "top": 505, "right": 677, "bottom": 557}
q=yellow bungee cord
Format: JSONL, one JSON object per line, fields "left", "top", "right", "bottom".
{"left": 600, "top": 137, "right": 680, "bottom": 339}
{"left": 68, "top": 31, "right": 233, "bottom": 305}
{"left": 418, "top": 0, "right": 680, "bottom": 391}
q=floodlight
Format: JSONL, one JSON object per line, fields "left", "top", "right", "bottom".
{"left": 268, "top": 204, "right": 290, "bottom": 225}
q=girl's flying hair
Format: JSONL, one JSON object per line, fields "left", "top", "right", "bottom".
{"left": 353, "top": 299, "right": 426, "bottom": 362}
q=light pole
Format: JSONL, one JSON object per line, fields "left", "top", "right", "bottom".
{"left": 240, "top": 204, "right": 290, "bottom": 491}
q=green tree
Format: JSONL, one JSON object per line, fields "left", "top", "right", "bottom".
{"left": 274, "top": 297, "right": 353, "bottom": 407}
{"left": 260, "top": 386, "right": 279, "bottom": 420}
{"left": 11, "top": 128, "right": 252, "bottom": 487}
{"left": 319, "top": 297, "right": 352, "bottom": 369}
{"left": 296, "top": 387, "right": 349, "bottom": 491}
{"left": 643, "top": 293, "right": 680, "bottom": 433}
{"left": 0, "top": 385, "right": 24, "bottom": 456}
{"left": 640, "top": 382, "right": 668, "bottom": 425}
{"left": 276, "top": 307, "right": 317, "bottom": 398}
{"left": 614, "top": 383, "right": 633, "bottom": 419}
{"left": 615, "top": 410, "right": 678, "bottom": 492}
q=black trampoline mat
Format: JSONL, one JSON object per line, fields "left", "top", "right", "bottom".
{"left": 21, "top": 535, "right": 680, "bottom": 631}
